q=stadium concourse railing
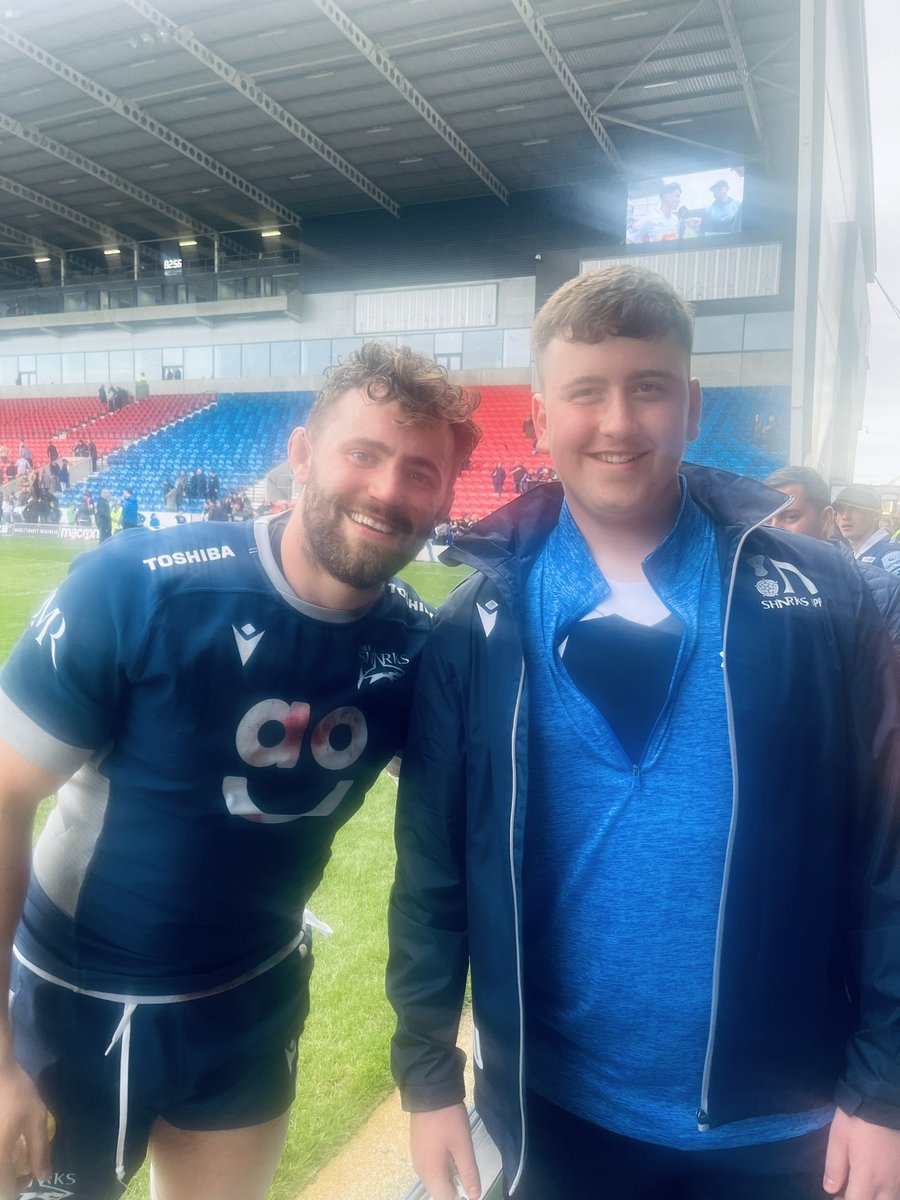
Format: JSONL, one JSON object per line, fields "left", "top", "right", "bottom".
{"left": 401, "top": 1109, "right": 504, "bottom": 1200}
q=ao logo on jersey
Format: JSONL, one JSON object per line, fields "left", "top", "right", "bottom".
{"left": 223, "top": 699, "right": 367, "bottom": 823}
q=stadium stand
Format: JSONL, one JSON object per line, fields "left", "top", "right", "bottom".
{"left": 70, "top": 391, "right": 314, "bottom": 513}
{"left": 683, "top": 385, "right": 790, "bottom": 478}
{"left": 0, "top": 397, "right": 103, "bottom": 467}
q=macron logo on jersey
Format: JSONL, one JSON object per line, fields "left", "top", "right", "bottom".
{"left": 477, "top": 599, "right": 499, "bottom": 637}
{"left": 233, "top": 623, "right": 265, "bottom": 666}
{"left": 142, "top": 545, "right": 236, "bottom": 571}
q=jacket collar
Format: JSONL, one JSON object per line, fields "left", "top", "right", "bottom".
{"left": 443, "top": 463, "right": 790, "bottom": 596}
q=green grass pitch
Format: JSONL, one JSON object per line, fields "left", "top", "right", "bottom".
{"left": 0, "top": 535, "right": 470, "bottom": 1199}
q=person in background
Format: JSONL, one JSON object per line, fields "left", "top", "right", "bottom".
{"left": 833, "top": 484, "right": 900, "bottom": 577}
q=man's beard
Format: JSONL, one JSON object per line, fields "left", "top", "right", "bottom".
{"left": 300, "top": 475, "right": 429, "bottom": 592}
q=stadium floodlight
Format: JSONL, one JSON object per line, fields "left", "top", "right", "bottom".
{"left": 260, "top": 229, "right": 282, "bottom": 238}
{"left": 33, "top": 255, "right": 51, "bottom": 263}
{"left": 178, "top": 239, "right": 198, "bottom": 247}
{"left": 103, "top": 247, "right": 121, "bottom": 256}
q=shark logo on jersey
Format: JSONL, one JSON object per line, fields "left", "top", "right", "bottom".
{"left": 233, "top": 622, "right": 265, "bottom": 666}
{"left": 747, "top": 554, "right": 822, "bottom": 609}
{"left": 19, "top": 1179, "right": 76, "bottom": 1200}
{"left": 357, "top": 646, "right": 409, "bottom": 689}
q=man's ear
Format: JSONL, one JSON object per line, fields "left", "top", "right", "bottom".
{"left": 288, "top": 426, "right": 312, "bottom": 486}
{"left": 532, "top": 392, "right": 549, "bottom": 453}
{"left": 686, "top": 378, "right": 702, "bottom": 443}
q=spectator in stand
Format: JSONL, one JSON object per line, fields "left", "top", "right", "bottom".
{"left": 148, "top": 513, "right": 161, "bottom": 529}
{"left": 833, "top": 485, "right": 900, "bottom": 576}
{"left": 121, "top": 487, "right": 140, "bottom": 531}
{"left": 491, "top": 462, "right": 507, "bottom": 497}
{"left": 46, "top": 442, "right": 59, "bottom": 467}
{"left": 207, "top": 469, "right": 220, "bottom": 502}
{"left": 94, "top": 489, "right": 112, "bottom": 542}
{"left": 16, "top": 452, "right": 30, "bottom": 478}
{"left": 765, "top": 465, "right": 900, "bottom": 655}
{"left": 204, "top": 498, "right": 229, "bottom": 522}
{"left": 48, "top": 460, "right": 60, "bottom": 491}
{"left": 196, "top": 467, "right": 208, "bottom": 501}
{"left": 19, "top": 441, "right": 32, "bottom": 466}
{"left": 88, "top": 439, "right": 98, "bottom": 472}
{"left": 98, "top": 384, "right": 107, "bottom": 410}
{"left": 511, "top": 460, "right": 526, "bottom": 495}
{"left": 523, "top": 414, "right": 538, "bottom": 454}
{"left": 72, "top": 438, "right": 89, "bottom": 459}
{"left": 0, "top": 444, "right": 8, "bottom": 469}
{"left": 174, "top": 471, "right": 187, "bottom": 511}
{"left": 186, "top": 470, "right": 199, "bottom": 502}
{"left": 162, "top": 477, "right": 173, "bottom": 504}
{"left": 75, "top": 495, "right": 94, "bottom": 528}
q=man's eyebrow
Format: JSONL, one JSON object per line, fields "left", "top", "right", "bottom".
{"left": 340, "top": 436, "right": 442, "bottom": 474}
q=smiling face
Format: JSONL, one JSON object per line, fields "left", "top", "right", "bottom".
{"left": 533, "top": 333, "right": 701, "bottom": 554}
{"left": 285, "top": 388, "right": 457, "bottom": 608}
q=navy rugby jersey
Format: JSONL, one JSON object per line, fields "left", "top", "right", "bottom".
{"left": 0, "top": 516, "right": 432, "bottom": 997}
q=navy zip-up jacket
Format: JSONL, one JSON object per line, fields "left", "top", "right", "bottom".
{"left": 388, "top": 464, "right": 900, "bottom": 1191}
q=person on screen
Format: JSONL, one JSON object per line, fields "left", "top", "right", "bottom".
{"left": 630, "top": 182, "right": 684, "bottom": 243}
{"left": 701, "top": 180, "right": 741, "bottom": 235}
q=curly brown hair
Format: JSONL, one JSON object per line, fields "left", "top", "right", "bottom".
{"left": 307, "top": 341, "right": 481, "bottom": 469}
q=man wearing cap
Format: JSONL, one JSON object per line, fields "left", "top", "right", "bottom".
{"left": 834, "top": 484, "right": 900, "bottom": 577}
{"left": 702, "top": 181, "right": 741, "bottom": 236}
{"left": 766, "top": 465, "right": 900, "bottom": 654}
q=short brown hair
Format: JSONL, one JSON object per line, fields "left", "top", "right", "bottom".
{"left": 764, "top": 465, "right": 830, "bottom": 512}
{"left": 307, "top": 341, "right": 480, "bottom": 469}
{"left": 531, "top": 266, "right": 694, "bottom": 374}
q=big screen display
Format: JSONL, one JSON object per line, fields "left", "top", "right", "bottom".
{"left": 626, "top": 167, "right": 744, "bottom": 244}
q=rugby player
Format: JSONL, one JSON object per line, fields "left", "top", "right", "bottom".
{"left": 0, "top": 342, "right": 479, "bottom": 1200}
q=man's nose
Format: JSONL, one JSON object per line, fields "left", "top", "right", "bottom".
{"left": 367, "top": 461, "right": 407, "bottom": 508}
{"left": 602, "top": 391, "right": 640, "bottom": 438}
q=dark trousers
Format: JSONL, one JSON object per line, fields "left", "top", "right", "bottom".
{"left": 509, "top": 1090, "right": 830, "bottom": 1200}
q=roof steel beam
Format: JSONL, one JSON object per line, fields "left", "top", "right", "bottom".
{"left": 507, "top": 0, "right": 623, "bottom": 172}
{"left": 0, "top": 220, "right": 98, "bottom": 273}
{"left": 0, "top": 23, "right": 303, "bottom": 228}
{"left": 714, "top": 0, "right": 768, "bottom": 153}
{"left": 0, "top": 111, "right": 248, "bottom": 257}
{"left": 0, "top": 175, "right": 139, "bottom": 250}
{"left": 309, "top": 0, "right": 509, "bottom": 205}
{"left": 594, "top": 0, "right": 709, "bottom": 110}
{"left": 122, "top": 0, "right": 401, "bottom": 218}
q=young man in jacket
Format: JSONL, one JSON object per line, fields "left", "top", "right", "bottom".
{"left": 0, "top": 343, "right": 479, "bottom": 1200}
{"left": 387, "top": 267, "right": 900, "bottom": 1200}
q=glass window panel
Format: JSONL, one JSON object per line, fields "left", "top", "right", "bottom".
{"left": 396, "top": 334, "right": 434, "bottom": 357}
{"left": 135, "top": 349, "right": 162, "bottom": 380}
{"left": 217, "top": 278, "right": 243, "bottom": 301}
{"left": 162, "top": 348, "right": 184, "bottom": 366}
{"left": 434, "top": 331, "right": 462, "bottom": 354}
{"left": 692, "top": 316, "right": 745, "bottom": 353}
{"left": 18, "top": 355, "right": 36, "bottom": 371}
{"left": 109, "top": 288, "right": 135, "bottom": 309}
{"left": 61, "top": 354, "right": 85, "bottom": 385}
{"left": 270, "top": 342, "right": 300, "bottom": 377}
{"left": 0, "top": 357, "right": 19, "bottom": 385}
{"left": 36, "top": 355, "right": 61, "bottom": 385}
{"left": 137, "top": 286, "right": 163, "bottom": 307}
{"left": 462, "top": 331, "right": 503, "bottom": 369}
{"left": 189, "top": 279, "right": 216, "bottom": 303}
{"left": 214, "top": 345, "right": 241, "bottom": 379}
{"left": 330, "top": 337, "right": 363, "bottom": 363}
{"left": 109, "top": 351, "right": 134, "bottom": 381}
{"left": 503, "top": 329, "right": 531, "bottom": 368}
{"left": 743, "top": 312, "right": 793, "bottom": 351}
{"left": 184, "top": 346, "right": 213, "bottom": 380}
{"left": 301, "top": 340, "right": 331, "bottom": 376}
{"left": 84, "top": 352, "right": 109, "bottom": 384}
{"left": 241, "top": 343, "right": 269, "bottom": 378}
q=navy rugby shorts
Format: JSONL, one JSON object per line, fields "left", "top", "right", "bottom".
{"left": 10, "top": 938, "right": 313, "bottom": 1200}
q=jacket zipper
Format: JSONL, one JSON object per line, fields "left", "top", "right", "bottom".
{"left": 697, "top": 497, "right": 789, "bottom": 1130}
{"left": 508, "top": 656, "right": 528, "bottom": 1194}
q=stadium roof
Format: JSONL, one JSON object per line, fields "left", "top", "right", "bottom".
{"left": 0, "top": 0, "right": 798, "bottom": 258}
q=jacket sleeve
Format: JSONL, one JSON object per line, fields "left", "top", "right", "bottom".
{"left": 387, "top": 602, "right": 472, "bottom": 1113}
{"left": 836, "top": 582, "right": 900, "bottom": 1126}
